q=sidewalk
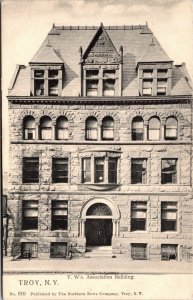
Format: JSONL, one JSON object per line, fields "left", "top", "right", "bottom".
{"left": 3, "top": 256, "right": 193, "bottom": 274}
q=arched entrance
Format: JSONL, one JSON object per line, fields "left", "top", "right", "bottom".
{"left": 86, "top": 203, "right": 112, "bottom": 246}
{"left": 79, "top": 198, "right": 120, "bottom": 247}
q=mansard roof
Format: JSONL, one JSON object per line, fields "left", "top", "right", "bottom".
{"left": 8, "top": 24, "right": 192, "bottom": 96}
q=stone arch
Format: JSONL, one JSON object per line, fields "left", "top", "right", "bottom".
{"left": 144, "top": 111, "right": 165, "bottom": 125}
{"left": 79, "top": 197, "right": 120, "bottom": 238}
{"left": 19, "top": 110, "right": 39, "bottom": 124}
{"left": 128, "top": 110, "right": 146, "bottom": 124}
{"left": 80, "top": 197, "right": 120, "bottom": 220}
{"left": 100, "top": 112, "right": 119, "bottom": 125}
{"left": 38, "top": 111, "right": 55, "bottom": 124}
{"left": 53, "top": 111, "right": 74, "bottom": 124}
{"left": 164, "top": 111, "right": 185, "bottom": 125}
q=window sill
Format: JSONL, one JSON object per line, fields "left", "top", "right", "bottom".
{"left": 131, "top": 230, "right": 148, "bottom": 233}
{"left": 21, "top": 230, "right": 38, "bottom": 232}
{"left": 80, "top": 183, "right": 120, "bottom": 191}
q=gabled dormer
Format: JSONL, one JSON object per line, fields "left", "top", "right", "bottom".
{"left": 137, "top": 38, "right": 173, "bottom": 96}
{"left": 80, "top": 23, "right": 123, "bottom": 97}
{"left": 29, "top": 41, "right": 64, "bottom": 96}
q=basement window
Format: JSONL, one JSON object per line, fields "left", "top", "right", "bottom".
{"left": 161, "top": 244, "right": 178, "bottom": 260}
{"left": 131, "top": 243, "right": 147, "bottom": 260}
{"left": 50, "top": 242, "right": 68, "bottom": 258}
{"left": 21, "top": 242, "right": 38, "bottom": 259}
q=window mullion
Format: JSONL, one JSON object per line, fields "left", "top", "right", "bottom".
{"left": 98, "top": 69, "right": 103, "bottom": 96}
{"left": 104, "top": 157, "right": 109, "bottom": 184}
{"left": 44, "top": 69, "right": 49, "bottom": 96}
{"left": 91, "top": 156, "right": 95, "bottom": 183}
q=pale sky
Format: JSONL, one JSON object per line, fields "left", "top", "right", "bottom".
{"left": 2, "top": 0, "right": 193, "bottom": 172}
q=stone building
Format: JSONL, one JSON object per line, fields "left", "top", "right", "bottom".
{"left": 7, "top": 23, "right": 193, "bottom": 261}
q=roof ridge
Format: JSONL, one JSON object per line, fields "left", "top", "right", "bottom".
{"left": 51, "top": 24, "right": 148, "bottom": 30}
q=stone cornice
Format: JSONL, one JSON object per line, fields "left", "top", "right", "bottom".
{"left": 10, "top": 140, "right": 192, "bottom": 145}
{"left": 7, "top": 95, "right": 193, "bottom": 105}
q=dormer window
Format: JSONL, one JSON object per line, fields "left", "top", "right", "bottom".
{"left": 138, "top": 64, "right": 172, "bottom": 96}
{"left": 31, "top": 66, "right": 63, "bottom": 97}
{"left": 84, "top": 68, "right": 118, "bottom": 97}
{"left": 34, "top": 70, "right": 44, "bottom": 96}
{"left": 103, "top": 70, "right": 115, "bottom": 96}
{"left": 48, "top": 70, "right": 59, "bottom": 96}
{"left": 157, "top": 79, "right": 167, "bottom": 95}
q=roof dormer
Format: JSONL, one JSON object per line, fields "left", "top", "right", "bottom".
{"left": 80, "top": 23, "right": 123, "bottom": 97}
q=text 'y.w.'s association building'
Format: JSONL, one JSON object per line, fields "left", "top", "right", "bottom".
{"left": 7, "top": 23, "right": 193, "bottom": 261}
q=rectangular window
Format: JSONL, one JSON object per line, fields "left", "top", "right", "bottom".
{"left": 34, "top": 70, "right": 44, "bottom": 78}
{"left": 143, "top": 70, "right": 153, "bottom": 78}
{"left": 157, "top": 79, "right": 167, "bottom": 95}
{"left": 161, "top": 159, "right": 177, "bottom": 184}
{"left": 50, "top": 242, "right": 67, "bottom": 258}
{"left": 142, "top": 80, "right": 152, "bottom": 96}
{"left": 131, "top": 243, "right": 147, "bottom": 260}
{"left": 22, "top": 200, "right": 38, "bottom": 230}
{"left": 161, "top": 202, "right": 177, "bottom": 232}
{"left": 161, "top": 244, "right": 178, "bottom": 260}
{"left": 34, "top": 80, "right": 44, "bottom": 96}
{"left": 108, "top": 158, "right": 117, "bottom": 183}
{"left": 131, "top": 202, "right": 147, "bottom": 231}
{"left": 157, "top": 69, "right": 168, "bottom": 77}
{"left": 48, "top": 69, "right": 58, "bottom": 78}
{"left": 25, "top": 129, "right": 35, "bottom": 140}
{"left": 103, "top": 79, "right": 115, "bottom": 96}
{"left": 86, "top": 80, "right": 98, "bottom": 96}
{"left": 52, "top": 158, "right": 68, "bottom": 183}
{"left": 82, "top": 158, "right": 91, "bottom": 183}
{"left": 21, "top": 242, "right": 38, "bottom": 258}
{"left": 49, "top": 80, "right": 58, "bottom": 96}
{"left": 95, "top": 158, "right": 105, "bottom": 183}
{"left": 131, "top": 159, "right": 147, "bottom": 184}
{"left": 23, "top": 157, "right": 39, "bottom": 183}
{"left": 51, "top": 201, "right": 68, "bottom": 230}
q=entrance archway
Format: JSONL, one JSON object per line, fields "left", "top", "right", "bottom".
{"left": 79, "top": 198, "right": 120, "bottom": 246}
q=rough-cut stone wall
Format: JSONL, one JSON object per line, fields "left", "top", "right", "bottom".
{"left": 9, "top": 103, "right": 192, "bottom": 142}
{"left": 7, "top": 101, "right": 193, "bottom": 261}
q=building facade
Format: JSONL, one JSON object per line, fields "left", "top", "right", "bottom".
{"left": 7, "top": 24, "right": 193, "bottom": 261}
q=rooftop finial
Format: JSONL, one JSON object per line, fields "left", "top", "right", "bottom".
{"left": 146, "top": 21, "right": 148, "bottom": 27}
{"left": 79, "top": 46, "right": 83, "bottom": 58}
{"left": 100, "top": 22, "right": 103, "bottom": 27}
{"left": 150, "top": 37, "right": 156, "bottom": 46}
{"left": 53, "top": 23, "right": 55, "bottom": 28}
{"left": 46, "top": 39, "right": 52, "bottom": 47}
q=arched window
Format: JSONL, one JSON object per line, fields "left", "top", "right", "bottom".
{"left": 165, "top": 117, "right": 178, "bottom": 140}
{"left": 132, "top": 116, "right": 144, "bottom": 140}
{"left": 85, "top": 117, "right": 98, "bottom": 140}
{"left": 23, "top": 116, "right": 35, "bottom": 140}
{"left": 148, "top": 117, "right": 161, "bottom": 140}
{"left": 56, "top": 116, "right": 68, "bottom": 140}
{"left": 40, "top": 116, "right": 52, "bottom": 140}
{"left": 101, "top": 116, "right": 114, "bottom": 140}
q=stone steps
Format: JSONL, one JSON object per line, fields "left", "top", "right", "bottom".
{"left": 85, "top": 246, "right": 113, "bottom": 257}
